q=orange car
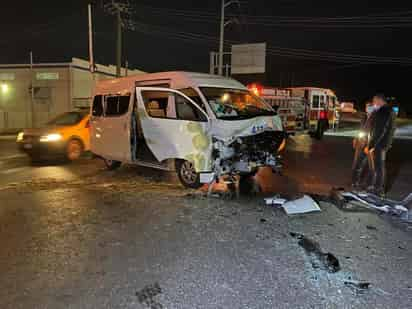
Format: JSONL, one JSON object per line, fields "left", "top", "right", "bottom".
{"left": 17, "top": 111, "right": 90, "bottom": 162}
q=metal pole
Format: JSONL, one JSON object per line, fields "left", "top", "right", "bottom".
{"left": 116, "top": 9, "right": 122, "bottom": 77}
{"left": 218, "top": 0, "right": 225, "bottom": 76}
{"left": 125, "top": 60, "right": 129, "bottom": 76}
{"left": 30, "top": 51, "right": 35, "bottom": 128}
{"left": 88, "top": 4, "right": 95, "bottom": 74}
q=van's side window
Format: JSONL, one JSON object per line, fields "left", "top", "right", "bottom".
{"left": 175, "top": 93, "right": 207, "bottom": 122}
{"left": 179, "top": 88, "right": 206, "bottom": 112}
{"left": 142, "top": 91, "right": 175, "bottom": 119}
{"left": 92, "top": 95, "right": 103, "bottom": 117}
{"left": 105, "top": 95, "right": 130, "bottom": 117}
{"left": 118, "top": 96, "right": 130, "bottom": 114}
{"left": 105, "top": 97, "right": 119, "bottom": 116}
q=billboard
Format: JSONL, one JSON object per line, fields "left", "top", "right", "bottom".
{"left": 231, "top": 43, "right": 266, "bottom": 75}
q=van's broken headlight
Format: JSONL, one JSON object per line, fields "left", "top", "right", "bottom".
{"left": 40, "top": 133, "right": 62, "bottom": 142}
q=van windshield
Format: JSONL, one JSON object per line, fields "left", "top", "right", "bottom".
{"left": 200, "top": 87, "right": 276, "bottom": 120}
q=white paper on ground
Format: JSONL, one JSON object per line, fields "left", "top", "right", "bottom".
{"left": 265, "top": 197, "right": 287, "bottom": 206}
{"left": 282, "top": 195, "right": 321, "bottom": 215}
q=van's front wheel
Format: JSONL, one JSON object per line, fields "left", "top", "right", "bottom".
{"left": 176, "top": 160, "right": 201, "bottom": 189}
{"left": 104, "top": 159, "right": 122, "bottom": 170}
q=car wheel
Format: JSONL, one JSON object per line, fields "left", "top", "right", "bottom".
{"left": 176, "top": 160, "right": 201, "bottom": 189}
{"left": 104, "top": 159, "right": 122, "bottom": 170}
{"left": 66, "top": 139, "right": 84, "bottom": 161}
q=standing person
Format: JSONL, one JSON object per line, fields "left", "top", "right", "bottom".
{"left": 352, "top": 101, "right": 375, "bottom": 189}
{"left": 365, "top": 94, "right": 395, "bottom": 196}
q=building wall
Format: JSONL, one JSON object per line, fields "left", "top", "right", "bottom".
{"left": 0, "top": 66, "right": 71, "bottom": 131}
{"left": 0, "top": 58, "right": 145, "bottom": 132}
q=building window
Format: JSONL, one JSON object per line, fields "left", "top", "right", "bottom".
{"left": 0, "top": 73, "right": 15, "bottom": 81}
{"left": 36, "top": 72, "right": 59, "bottom": 80}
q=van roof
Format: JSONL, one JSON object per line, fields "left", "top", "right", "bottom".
{"left": 94, "top": 71, "right": 247, "bottom": 95}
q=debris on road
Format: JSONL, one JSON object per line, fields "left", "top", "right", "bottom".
{"left": 344, "top": 279, "right": 371, "bottom": 293}
{"left": 264, "top": 195, "right": 287, "bottom": 206}
{"left": 282, "top": 195, "right": 321, "bottom": 215}
{"left": 331, "top": 189, "right": 412, "bottom": 222}
{"left": 290, "top": 232, "right": 340, "bottom": 273}
{"left": 136, "top": 283, "right": 163, "bottom": 309}
{"left": 366, "top": 225, "right": 378, "bottom": 231}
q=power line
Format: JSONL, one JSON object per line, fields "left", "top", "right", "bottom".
{"left": 128, "top": 20, "right": 412, "bottom": 65}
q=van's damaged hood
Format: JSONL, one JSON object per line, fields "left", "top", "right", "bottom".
{"left": 209, "top": 115, "right": 283, "bottom": 142}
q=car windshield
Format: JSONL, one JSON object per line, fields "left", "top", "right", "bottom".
{"left": 47, "top": 112, "right": 86, "bottom": 126}
{"left": 200, "top": 87, "right": 276, "bottom": 120}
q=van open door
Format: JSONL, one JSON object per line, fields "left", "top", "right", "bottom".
{"left": 135, "top": 87, "right": 211, "bottom": 172}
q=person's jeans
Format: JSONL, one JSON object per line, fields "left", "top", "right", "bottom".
{"left": 352, "top": 145, "right": 369, "bottom": 187}
{"left": 368, "top": 148, "right": 387, "bottom": 195}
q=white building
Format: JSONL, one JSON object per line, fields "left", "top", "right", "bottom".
{"left": 0, "top": 58, "right": 145, "bottom": 132}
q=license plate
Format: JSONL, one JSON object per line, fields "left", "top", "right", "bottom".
{"left": 23, "top": 143, "right": 33, "bottom": 149}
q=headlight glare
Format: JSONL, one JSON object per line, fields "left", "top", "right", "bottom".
{"left": 358, "top": 131, "right": 366, "bottom": 139}
{"left": 40, "top": 133, "right": 62, "bottom": 142}
{"left": 16, "top": 132, "right": 24, "bottom": 142}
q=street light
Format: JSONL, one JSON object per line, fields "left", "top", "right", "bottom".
{"left": 1, "top": 83, "right": 9, "bottom": 94}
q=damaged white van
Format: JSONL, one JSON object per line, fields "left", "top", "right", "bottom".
{"left": 90, "top": 72, "right": 286, "bottom": 188}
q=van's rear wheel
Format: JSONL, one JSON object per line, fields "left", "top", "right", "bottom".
{"left": 104, "top": 159, "right": 122, "bottom": 170}
{"left": 176, "top": 160, "right": 201, "bottom": 189}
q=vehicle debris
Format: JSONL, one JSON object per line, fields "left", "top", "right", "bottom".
{"left": 282, "top": 195, "right": 321, "bottom": 215}
{"left": 290, "top": 232, "right": 340, "bottom": 273}
{"left": 136, "top": 282, "right": 163, "bottom": 309}
{"left": 344, "top": 279, "right": 371, "bottom": 294}
{"left": 331, "top": 189, "right": 412, "bottom": 221}
{"left": 264, "top": 195, "right": 287, "bottom": 206}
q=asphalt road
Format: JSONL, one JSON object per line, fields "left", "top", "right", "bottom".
{"left": 0, "top": 136, "right": 411, "bottom": 308}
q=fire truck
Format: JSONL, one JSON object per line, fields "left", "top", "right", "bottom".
{"left": 248, "top": 84, "right": 339, "bottom": 139}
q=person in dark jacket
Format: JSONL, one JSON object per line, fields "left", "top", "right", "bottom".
{"left": 352, "top": 102, "right": 375, "bottom": 189}
{"left": 365, "top": 94, "right": 395, "bottom": 196}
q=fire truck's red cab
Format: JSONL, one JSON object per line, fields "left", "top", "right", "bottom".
{"left": 248, "top": 84, "right": 338, "bottom": 139}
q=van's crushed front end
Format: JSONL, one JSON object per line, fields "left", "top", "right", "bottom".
{"left": 206, "top": 115, "right": 286, "bottom": 182}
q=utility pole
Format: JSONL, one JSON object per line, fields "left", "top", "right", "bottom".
{"left": 103, "top": 1, "right": 134, "bottom": 78}
{"left": 218, "top": 0, "right": 225, "bottom": 76}
{"left": 29, "top": 52, "right": 35, "bottom": 128}
{"left": 218, "top": 0, "right": 240, "bottom": 76}
{"left": 88, "top": 4, "right": 95, "bottom": 74}
{"left": 116, "top": 9, "right": 122, "bottom": 77}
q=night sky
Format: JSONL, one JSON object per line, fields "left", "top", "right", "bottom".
{"left": 2, "top": 0, "right": 412, "bottom": 112}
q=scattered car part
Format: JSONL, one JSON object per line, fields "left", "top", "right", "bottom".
{"left": 282, "top": 195, "right": 321, "bottom": 215}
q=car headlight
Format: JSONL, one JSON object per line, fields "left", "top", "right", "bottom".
{"left": 16, "top": 132, "right": 24, "bottom": 142}
{"left": 358, "top": 131, "right": 366, "bottom": 139}
{"left": 39, "top": 133, "right": 63, "bottom": 143}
